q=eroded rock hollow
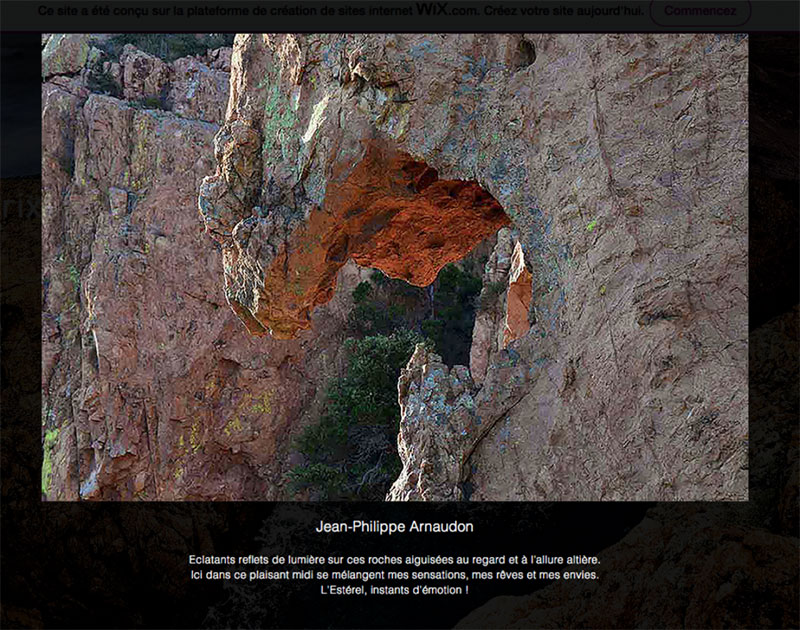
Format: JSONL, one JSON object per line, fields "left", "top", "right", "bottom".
{"left": 203, "top": 139, "right": 509, "bottom": 338}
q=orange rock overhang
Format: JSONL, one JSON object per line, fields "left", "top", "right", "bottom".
{"left": 227, "top": 140, "right": 511, "bottom": 339}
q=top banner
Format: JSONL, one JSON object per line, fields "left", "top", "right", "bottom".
{"left": 2, "top": 1, "right": 798, "bottom": 32}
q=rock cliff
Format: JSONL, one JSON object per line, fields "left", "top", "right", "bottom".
{"left": 201, "top": 34, "right": 748, "bottom": 500}
{"left": 43, "top": 33, "right": 748, "bottom": 501}
{"left": 41, "top": 35, "right": 370, "bottom": 500}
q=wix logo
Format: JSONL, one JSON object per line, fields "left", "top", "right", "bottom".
{"left": 416, "top": 2, "right": 449, "bottom": 15}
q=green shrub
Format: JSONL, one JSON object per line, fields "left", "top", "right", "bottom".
{"left": 86, "top": 71, "right": 121, "bottom": 97}
{"left": 41, "top": 428, "right": 59, "bottom": 496}
{"left": 286, "top": 463, "right": 345, "bottom": 499}
{"left": 352, "top": 281, "right": 372, "bottom": 304}
{"left": 348, "top": 301, "right": 406, "bottom": 337}
{"left": 424, "top": 263, "right": 482, "bottom": 366}
{"left": 142, "top": 96, "right": 163, "bottom": 109}
{"left": 350, "top": 264, "right": 482, "bottom": 364}
{"left": 68, "top": 264, "right": 80, "bottom": 294}
{"left": 289, "top": 261, "right": 483, "bottom": 500}
{"left": 347, "top": 276, "right": 424, "bottom": 337}
{"left": 288, "top": 330, "right": 424, "bottom": 500}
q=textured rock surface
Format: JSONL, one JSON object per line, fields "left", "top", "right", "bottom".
{"left": 387, "top": 345, "right": 477, "bottom": 501}
{"left": 119, "top": 45, "right": 173, "bottom": 103}
{"left": 41, "top": 37, "right": 366, "bottom": 500}
{"left": 170, "top": 54, "right": 231, "bottom": 122}
{"left": 205, "top": 34, "right": 748, "bottom": 500}
{"left": 390, "top": 340, "right": 533, "bottom": 501}
{"left": 469, "top": 227, "right": 515, "bottom": 386}
{"left": 42, "top": 34, "right": 93, "bottom": 78}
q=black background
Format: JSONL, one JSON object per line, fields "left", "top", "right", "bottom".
{"left": 1, "top": 16, "right": 798, "bottom": 630}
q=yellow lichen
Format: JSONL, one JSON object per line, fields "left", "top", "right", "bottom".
{"left": 251, "top": 390, "right": 274, "bottom": 414}
{"left": 223, "top": 416, "right": 243, "bottom": 437}
{"left": 189, "top": 420, "right": 202, "bottom": 453}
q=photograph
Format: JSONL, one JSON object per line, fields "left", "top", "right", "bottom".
{"left": 41, "top": 32, "right": 748, "bottom": 501}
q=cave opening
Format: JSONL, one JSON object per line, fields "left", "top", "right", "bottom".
{"left": 221, "top": 139, "right": 536, "bottom": 500}
{"left": 285, "top": 145, "right": 536, "bottom": 501}
{"left": 350, "top": 252, "right": 491, "bottom": 368}
{"left": 323, "top": 141, "right": 528, "bottom": 367}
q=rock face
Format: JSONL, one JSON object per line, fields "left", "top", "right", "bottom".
{"left": 468, "top": 230, "right": 535, "bottom": 388}
{"left": 204, "top": 34, "right": 748, "bottom": 500}
{"left": 41, "top": 36, "right": 368, "bottom": 500}
{"left": 119, "top": 44, "right": 172, "bottom": 103}
{"left": 389, "top": 341, "right": 532, "bottom": 500}
{"left": 44, "top": 33, "right": 748, "bottom": 502}
{"left": 42, "top": 34, "right": 93, "bottom": 78}
{"left": 387, "top": 345, "right": 477, "bottom": 501}
{"left": 469, "top": 227, "right": 516, "bottom": 386}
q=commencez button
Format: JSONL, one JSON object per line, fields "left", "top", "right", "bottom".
{"left": 650, "top": 1, "right": 751, "bottom": 27}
